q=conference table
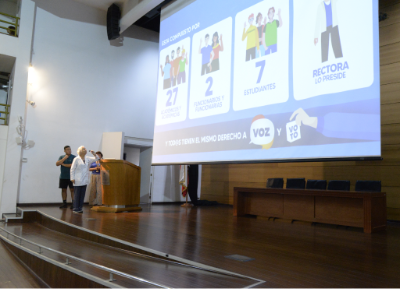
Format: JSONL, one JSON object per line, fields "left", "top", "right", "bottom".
{"left": 233, "top": 187, "right": 386, "bottom": 233}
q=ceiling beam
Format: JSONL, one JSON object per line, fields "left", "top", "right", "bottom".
{"left": 120, "top": 0, "right": 164, "bottom": 33}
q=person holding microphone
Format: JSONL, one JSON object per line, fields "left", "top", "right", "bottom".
{"left": 70, "top": 146, "right": 101, "bottom": 214}
{"left": 89, "top": 151, "right": 103, "bottom": 206}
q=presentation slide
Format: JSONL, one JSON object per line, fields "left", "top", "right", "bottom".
{"left": 152, "top": 0, "right": 380, "bottom": 165}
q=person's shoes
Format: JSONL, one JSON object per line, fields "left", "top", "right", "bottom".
{"left": 59, "top": 203, "right": 68, "bottom": 209}
{"left": 77, "top": 210, "right": 83, "bottom": 213}
{"left": 72, "top": 211, "right": 80, "bottom": 214}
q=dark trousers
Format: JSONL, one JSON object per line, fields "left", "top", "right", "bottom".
{"left": 246, "top": 47, "right": 256, "bottom": 62}
{"left": 177, "top": 71, "right": 186, "bottom": 84}
{"left": 201, "top": 63, "right": 210, "bottom": 76}
{"left": 163, "top": 78, "right": 171, "bottom": 90}
{"left": 73, "top": 185, "right": 87, "bottom": 211}
{"left": 321, "top": 25, "right": 343, "bottom": 63}
{"left": 211, "top": 59, "right": 220, "bottom": 72}
{"left": 188, "top": 165, "right": 199, "bottom": 205}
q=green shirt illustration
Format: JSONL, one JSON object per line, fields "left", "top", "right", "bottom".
{"left": 179, "top": 57, "right": 187, "bottom": 72}
{"left": 265, "top": 20, "right": 279, "bottom": 47}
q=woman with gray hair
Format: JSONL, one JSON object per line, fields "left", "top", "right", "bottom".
{"left": 70, "top": 146, "right": 101, "bottom": 213}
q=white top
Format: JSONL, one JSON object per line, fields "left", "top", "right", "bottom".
{"left": 315, "top": 0, "right": 339, "bottom": 38}
{"left": 70, "top": 156, "right": 99, "bottom": 186}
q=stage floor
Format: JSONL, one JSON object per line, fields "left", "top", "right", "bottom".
{"left": 18, "top": 203, "right": 400, "bottom": 288}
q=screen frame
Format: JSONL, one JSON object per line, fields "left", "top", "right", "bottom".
{"left": 152, "top": 0, "right": 381, "bottom": 166}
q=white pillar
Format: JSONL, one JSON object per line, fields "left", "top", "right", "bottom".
{"left": 0, "top": 0, "right": 36, "bottom": 216}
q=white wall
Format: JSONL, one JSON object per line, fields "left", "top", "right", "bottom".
{"left": 13, "top": 0, "right": 159, "bottom": 205}
{"left": 0, "top": 0, "right": 35, "bottom": 215}
{"left": 124, "top": 146, "right": 140, "bottom": 166}
{"left": 0, "top": 126, "right": 9, "bottom": 208}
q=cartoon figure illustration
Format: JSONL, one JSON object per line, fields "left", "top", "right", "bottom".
{"left": 171, "top": 46, "right": 186, "bottom": 87}
{"left": 160, "top": 55, "right": 172, "bottom": 90}
{"left": 178, "top": 51, "right": 189, "bottom": 84}
{"left": 256, "top": 13, "right": 265, "bottom": 58}
{"left": 210, "top": 32, "right": 224, "bottom": 73}
{"left": 170, "top": 50, "right": 176, "bottom": 86}
{"left": 199, "top": 34, "right": 213, "bottom": 75}
{"left": 290, "top": 108, "right": 379, "bottom": 141}
{"left": 262, "top": 7, "right": 283, "bottom": 56}
{"left": 242, "top": 13, "right": 260, "bottom": 62}
{"left": 314, "top": 0, "right": 343, "bottom": 63}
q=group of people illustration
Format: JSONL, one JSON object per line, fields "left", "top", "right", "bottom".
{"left": 160, "top": 46, "right": 189, "bottom": 90}
{"left": 242, "top": 7, "right": 283, "bottom": 62}
{"left": 198, "top": 32, "right": 224, "bottom": 75}
{"left": 160, "top": 0, "right": 342, "bottom": 89}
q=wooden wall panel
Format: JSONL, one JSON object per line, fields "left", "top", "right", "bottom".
{"left": 380, "top": 21, "right": 400, "bottom": 46}
{"left": 380, "top": 42, "right": 400, "bottom": 66}
{"left": 201, "top": 1, "right": 400, "bottom": 219}
{"left": 380, "top": 3, "right": 400, "bottom": 28}
{"left": 381, "top": 83, "right": 400, "bottom": 105}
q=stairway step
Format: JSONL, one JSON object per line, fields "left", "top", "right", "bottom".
{"left": 2, "top": 213, "right": 23, "bottom": 222}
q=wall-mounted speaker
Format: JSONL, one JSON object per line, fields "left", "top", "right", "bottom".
{"left": 107, "top": 4, "right": 121, "bottom": 40}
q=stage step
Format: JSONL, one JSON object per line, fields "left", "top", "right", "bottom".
{"left": 0, "top": 225, "right": 156, "bottom": 288}
{"left": 0, "top": 211, "right": 263, "bottom": 288}
{"left": 2, "top": 208, "right": 23, "bottom": 222}
{"left": 2, "top": 207, "right": 37, "bottom": 223}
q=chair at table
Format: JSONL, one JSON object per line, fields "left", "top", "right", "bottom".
{"left": 355, "top": 180, "right": 381, "bottom": 192}
{"left": 327, "top": 180, "right": 350, "bottom": 191}
{"left": 306, "top": 180, "right": 327, "bottom": 190}
{"left": 266, "top": 178, "right": 284, "bottom": 189}
{"left": 286, "top": 178, "right": 306, "bottom": 189}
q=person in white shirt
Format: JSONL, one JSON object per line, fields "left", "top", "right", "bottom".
{"left": 70, "top": 146, "right": 100, "bottom": 214}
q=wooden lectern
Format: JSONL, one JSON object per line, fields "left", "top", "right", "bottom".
{"left": 91, "top": 159, "right": 142, "bottom": 213}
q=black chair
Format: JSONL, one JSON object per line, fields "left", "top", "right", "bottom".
{"left": 286, "top": 178, "right": 306, "bottom": 189}
{"left": 327, "top": 180, "right": 350, "bottom": 191}
{"left": 306, "top": 180, "right": 327, "bottom": 190}
{"left": 355, "top": 180, "right": 381, "bottom": 192}
{"left": 266, "top": 178, "right": 284, "bottom": 189}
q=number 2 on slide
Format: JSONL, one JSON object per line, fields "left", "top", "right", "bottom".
{"left": 205, "top": 77, "right": 213, "bottom": 97}
{"left": 256, "top": 60, "right": 265, "bottom": 84}
{"left": 166, "top": 87, "right": 178, "bottom": 107}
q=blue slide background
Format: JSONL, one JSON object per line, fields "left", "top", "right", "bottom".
{"left": 152, "top": 0, "right": 380, "bottom": 164}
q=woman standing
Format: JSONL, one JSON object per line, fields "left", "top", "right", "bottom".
{"left": 70, "top": 146, "right": 100, "bottom": 214}
{"left": 256, "top": 13, "right": 265, "bottom": 57}
{"left": 89, "top": 151, "right": 103, "bottom": 206}
{"left": 210, "top": 32, "right": 223, "bottom": 72}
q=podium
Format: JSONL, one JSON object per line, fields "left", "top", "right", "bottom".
{"left": 91, "top": 159, "right": 142, "bottom": 213}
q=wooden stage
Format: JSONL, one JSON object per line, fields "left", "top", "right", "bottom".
{"left": 0, "top": 205, "right": 400, "bottom": 288}
{"left": 4, "top": 203, "right": 397, "bottom": 288}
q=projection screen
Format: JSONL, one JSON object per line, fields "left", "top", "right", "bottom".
{"left": 152, "top": 0, "right": 381, "bottom": 165}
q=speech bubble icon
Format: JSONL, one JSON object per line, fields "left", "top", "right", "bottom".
{"left": 250, "top": 115, "right": 275, "bottom": 150}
